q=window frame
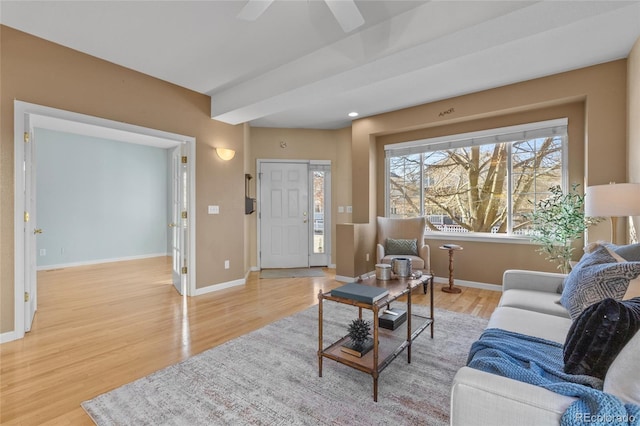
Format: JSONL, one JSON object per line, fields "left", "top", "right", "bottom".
{"left": 384, "top": 118, "right": 569, "bottom": 240}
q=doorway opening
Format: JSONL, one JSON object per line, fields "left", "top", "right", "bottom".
{"left": 10, "top": 101, "right": 196, "bottom": 342}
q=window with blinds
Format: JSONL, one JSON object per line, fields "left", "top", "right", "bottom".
{"left": 384, "top": 118, "right": 568, "bottom": 235}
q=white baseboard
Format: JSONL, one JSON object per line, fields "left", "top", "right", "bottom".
{"left": 193, "top": 278, "right": 245, "bottom": 296}
{"left": 0, "top": 330, "right": 18, "bottom": 344}
{"left": 334, "top": 274, "right": 356, "bottom": 283}
{"left": 36, "top": 253, "right": 169, "bottom": 271}
{"left": 433, "top": 276, "right": 501, "bottom": 291}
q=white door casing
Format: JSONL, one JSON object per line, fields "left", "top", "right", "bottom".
{"left": 170, "top": 146, "right": 188, "bottom": 295}
{"left": 259, "top": 161, "right": 309, "bottom": 268}
{"left": 10, "top": 100, "right": 197, "bottom": 343}
{"left": 24, "top": 115, "right": 37, "bottom": 332}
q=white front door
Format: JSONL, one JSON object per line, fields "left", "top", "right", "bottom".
{"left": 170, "top": 146, "right": 188, "bottom": 295}
{"left": 24, "top": 117, "right": 37, "bottom": 332}
{"left": 259, "top": 162, "right": 309, "bottom": 268}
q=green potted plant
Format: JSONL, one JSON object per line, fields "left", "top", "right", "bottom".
{"left": 525, "top": 184, "right": 602, "bottom": 274}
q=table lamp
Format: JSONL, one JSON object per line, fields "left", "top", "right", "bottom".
{"left": 584, "top": 183, "right": 640, "bottom": 244}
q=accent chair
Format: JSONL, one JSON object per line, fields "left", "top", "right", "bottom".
{"left": 376, "top": 216, "right": 431, "bottom": 274}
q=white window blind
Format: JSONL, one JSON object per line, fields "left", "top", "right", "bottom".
{"left": 385, "top": 118, "right": 568, "bottom": 157}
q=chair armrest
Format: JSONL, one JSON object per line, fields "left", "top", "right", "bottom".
{"left": 419, "top": 244, "right": 430, "bottom": 272}
{"left": 451, "top": 367, "right": 575, "bottom": 426}
{"left": 376, "top": 243, "right": 385, "bottom": 264}
{"left": 502, "top": 269, "right": 567, "bottom": 294}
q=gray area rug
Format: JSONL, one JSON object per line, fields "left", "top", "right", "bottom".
{"left": 82, "top": 303, "right": 487, "bottom": 425}
{"left": 259, "top": 268, "right": 325, "bottom": 279}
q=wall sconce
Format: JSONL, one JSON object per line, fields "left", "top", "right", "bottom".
{"left": 215, "top": 147, "right": 235, "bottom": 161}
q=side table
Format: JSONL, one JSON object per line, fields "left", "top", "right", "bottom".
{"left": 440, "top": 244, "right": 462, "bottom": 293}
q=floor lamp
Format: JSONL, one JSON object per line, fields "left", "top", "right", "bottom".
{"left": 584, "top": 183, "right": 640, "bottom": 244}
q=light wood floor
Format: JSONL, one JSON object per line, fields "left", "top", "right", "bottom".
{"left": 0, "top": 257, "right": 500, "bottom": 425}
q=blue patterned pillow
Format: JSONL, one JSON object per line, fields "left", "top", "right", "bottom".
{"left": 560, "top": 244, "right": 640, "bottom": 320}
{"left": 385, "top": 238, "right": 418, "bottom": 256}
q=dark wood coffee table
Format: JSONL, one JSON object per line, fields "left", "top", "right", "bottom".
{"left": 317, "top": 273, "right": 434, "bottom": 401}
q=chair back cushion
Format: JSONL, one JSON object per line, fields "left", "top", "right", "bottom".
{"left": 385, "top": 238, "right": 418, "bottom": 256}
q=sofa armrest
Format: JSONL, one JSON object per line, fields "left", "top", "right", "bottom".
{"left": 419, "top": 244, "right": 430, "bottom": 272}
{"left": 451, "top": 367, "right": 575, "bottom": 426}
{"left": 502, "top": 269, "right": 567, "bottom": 294}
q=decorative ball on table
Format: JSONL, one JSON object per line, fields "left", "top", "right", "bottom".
{"left": 347, "top": 318, "right": 371, "bottom": 350}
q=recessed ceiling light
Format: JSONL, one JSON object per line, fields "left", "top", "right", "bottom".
{"left": 348, "top": 112, "right": 359, "bottom": 117}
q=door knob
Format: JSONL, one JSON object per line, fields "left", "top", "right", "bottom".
{"left": 168, "top": 223, "right": 176, "bottom": 228}
{"left": 34, "top": 228, "right": 43, "bottom": 234}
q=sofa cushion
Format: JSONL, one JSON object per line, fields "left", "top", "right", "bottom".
{"left": 385, "top": 238, "right": 418, "bottom": 256}
{"left": 563, "top": 297, "right": 640, "bottom": 380}
{"left": 499, "top": 289, "right": 570, "bottom": 318}
{"left": 625, "top": 278, "right": 640, "bottom": 299}
{"left": 487, "top": 307, "right": 573, "bottom": 344}
{"left": 559, "top": 244, "right": 640, "bottom": 320}
{"left": 603, "top": 330, "right": 640, "bottom": 405}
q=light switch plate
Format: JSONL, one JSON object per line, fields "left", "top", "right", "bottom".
{"left": 208, "top": 205, "right": 220, "bottom": 214}
{"left": 338, "top": 206, "right": 344, "bottom": 213}
{"left": 346, "top": 206, "right": 352, "bottom": 213}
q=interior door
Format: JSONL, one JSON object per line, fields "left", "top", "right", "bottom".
{"left": 259, "top": 162, "right": 309, "bottom": 268}
{"left": 170, "top": 146, "right": 187, "bottom": 295}
{"left": 24, "top": 116, "right": 37, "bottom": 331}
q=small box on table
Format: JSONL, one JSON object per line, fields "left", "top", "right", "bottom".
{"left": 378, "top": 308, "right": 407, "bottom": 330}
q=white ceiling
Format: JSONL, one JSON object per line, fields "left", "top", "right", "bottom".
{"left": 2, "top": 1, "right": 640, "bottom": 130}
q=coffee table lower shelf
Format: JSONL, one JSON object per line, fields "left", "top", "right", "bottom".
{"left": 318, "top": 313, "right": 433, "bottom": 400}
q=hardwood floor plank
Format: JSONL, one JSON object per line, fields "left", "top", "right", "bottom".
{"left": 0, "top": 257, "right": 500, "bottom": 425}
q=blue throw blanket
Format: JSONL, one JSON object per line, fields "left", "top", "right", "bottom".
{"left": 467, "top": 328, "right": 640, "bottom": 426}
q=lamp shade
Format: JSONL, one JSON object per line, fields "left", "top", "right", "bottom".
{"left": 584, "top": 183, "right": 640, "bottom": 217}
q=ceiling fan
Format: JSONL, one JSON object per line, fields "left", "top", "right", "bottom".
{"left": 237, "top": 0, "right": 365, "bottom": 33}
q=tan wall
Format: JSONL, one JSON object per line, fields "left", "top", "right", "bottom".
{"left": 629, "top": 37, "right": 640, "bottom": 237}
{"left": 335, "top": 224, "right": 355, "bottom": 277}
{"left": 335, "top": 223, "right": 374, "bottom": 278}
{"left": 247, "top": 127, "right": 352, "bottom": 268}
{"left": 343, "top": 60, "right": 629, "bottom": 285}
{"left": 0, "top": 26, "right": 244, "bottom": 333}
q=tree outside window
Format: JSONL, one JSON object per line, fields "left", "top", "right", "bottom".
{"left": 387, "top": 126, "right": 565, "bottom": 235}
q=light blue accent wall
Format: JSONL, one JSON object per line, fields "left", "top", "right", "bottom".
{"left": 35, "top": 128, "right": 170, "bottom": 267}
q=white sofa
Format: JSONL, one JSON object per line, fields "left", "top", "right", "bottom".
{"left": 450, "top": 269, "right": 640, "bottom": 426}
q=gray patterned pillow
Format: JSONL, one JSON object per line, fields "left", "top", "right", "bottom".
{"left": 385, "top": 238, "right": 418, "bottom": 256}
{"left": 560, "top": 244, "right": 640, "bottom": 320}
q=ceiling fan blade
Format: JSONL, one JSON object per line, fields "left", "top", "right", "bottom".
{"left": 237, "top": 0, "right": 274, "bottom": 21}
{"left": 324, "top": 0, "right": 364, "bottom": 33}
